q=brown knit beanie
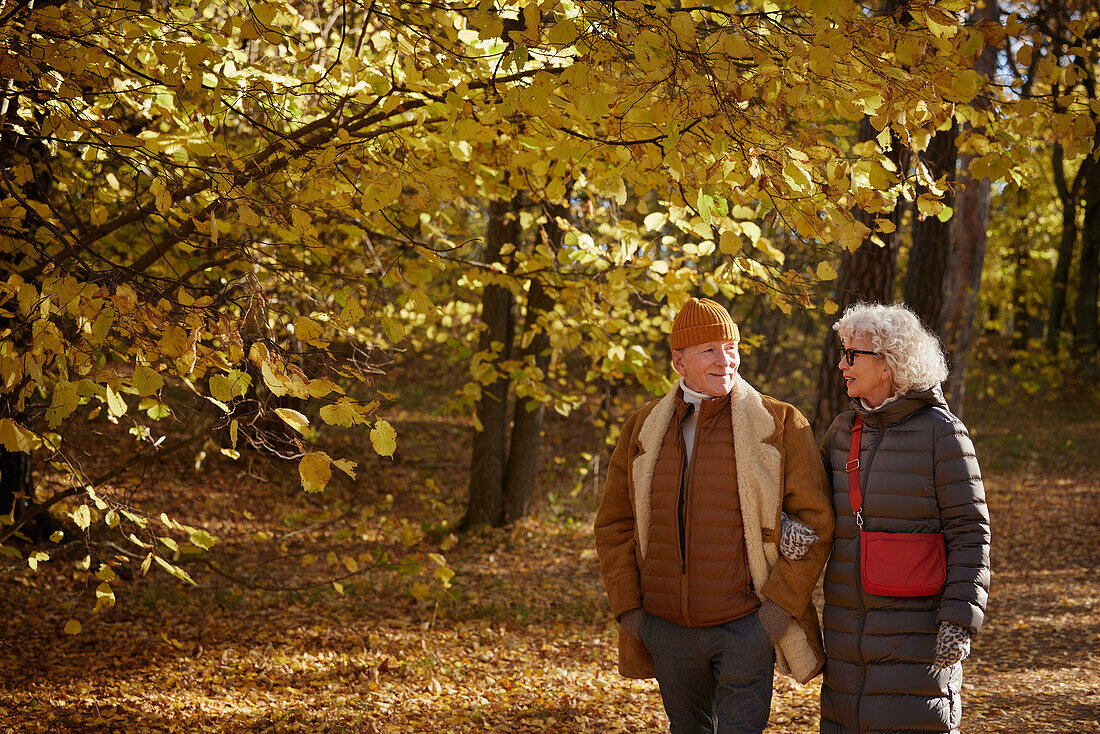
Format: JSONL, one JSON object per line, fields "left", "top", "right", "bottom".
{"left": 669, "top": 298, "right": 739, "bottom": 350}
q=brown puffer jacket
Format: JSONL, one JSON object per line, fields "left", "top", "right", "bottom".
{"left": 594, "top": 376, "right": 834, "bottom": 684}
{"left": 641, "top": 391, "right": 759, "bottom": 627}
{"left": 819, "top": 386, "right": 991, "bottom": 734}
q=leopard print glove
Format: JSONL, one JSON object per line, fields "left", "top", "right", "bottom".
{"left": 779, "top": 512, "right": 818, "bottom": 561}
{"left": 932, "top": 622, "right": 972, "bottom": 670}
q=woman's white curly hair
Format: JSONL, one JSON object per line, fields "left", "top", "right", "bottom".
{"left": 833, "top": 302, "right": 948, "bottom": 395}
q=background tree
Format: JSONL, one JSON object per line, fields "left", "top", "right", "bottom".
{"left": 938, "top": 0, "right": 1001, "bottom": 414}
{"left": 1004, "top": 0, "right": 1100, "bottom": 372}
{"left": 0, "top": 0, "right": 1059, "bottom": 608}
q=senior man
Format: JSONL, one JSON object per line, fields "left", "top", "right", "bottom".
{"left": 594, "top": 297, "right": 834, "bottom": 733}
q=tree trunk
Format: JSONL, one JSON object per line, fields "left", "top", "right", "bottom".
{"left": 503, "top": 276, "right": 554, "bottom": 523}
{"left": 939, "top": 159, "right": 989, "bottom": 414}
{"left": 904, "top": 120, "right": 958, "bottom": 331}
{"left": 812, "top": 118, "right": 905, "bottom": 434}
{"left": 0, "top": 450, "right": 33, "bottom": 526}
{"left": 0, "top": 69, "right": 48, "bottom": 536}
{"left": 938, "top": 0, "right": 999, "bottom": 415}
{"left": 466, "top": 197, "right": 519, "bottom": 527}
{"left": 1077, "top": 156, "right": 1100, "bottom": 375}
{"left": 1046, "top": 144, "right": 1082, "bottom": 354}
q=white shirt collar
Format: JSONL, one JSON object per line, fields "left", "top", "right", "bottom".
{"left": 679, "top": 378, "right": 723, "bottom": 404}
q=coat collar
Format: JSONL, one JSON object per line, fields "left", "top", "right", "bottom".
{"left": 854, "top": 384, "right": 947, "bottom": 428}
{"left": 631, "top": 374, "right": 779, "bottom": 562}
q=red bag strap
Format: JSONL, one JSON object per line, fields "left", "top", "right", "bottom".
{"left": 846, "top": 416, "right": 864, "bottom": 527}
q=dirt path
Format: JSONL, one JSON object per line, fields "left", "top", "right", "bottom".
{"left": 0, "top": 395, "right": 1097, "bottom": 732}
{"left": 958, "top": 400, "right": 1100, "bottom": 733}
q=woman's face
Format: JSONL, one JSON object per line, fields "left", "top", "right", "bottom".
{"left": 838, "top": 336, "right": 894, "bottom": 407}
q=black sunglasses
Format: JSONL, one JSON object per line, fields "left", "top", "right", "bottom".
{"left": 840, "top": 347, "right": 880, "bottom": 366}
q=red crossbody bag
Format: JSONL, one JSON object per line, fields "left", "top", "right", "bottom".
{"left": 848, "top": 416, "right": 947, "bottom": 597}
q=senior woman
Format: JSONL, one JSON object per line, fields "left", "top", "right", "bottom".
{"left": 818, "top": 303, "right": 990, "bottom": 734}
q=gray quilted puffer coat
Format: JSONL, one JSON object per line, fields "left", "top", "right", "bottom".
{"left": 819, "top": 386, "right": 990, "bottom": 734}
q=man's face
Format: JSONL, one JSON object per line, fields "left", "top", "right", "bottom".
{"left": 672, "top": 339, "right": 740, "bottom": 397}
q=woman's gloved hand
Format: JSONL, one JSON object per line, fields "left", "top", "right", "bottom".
{"left": 932, "top": 622, "right": 972, "bottom": 670}
{"left": 779, "top": 512, "right": 818, "bottom": 560}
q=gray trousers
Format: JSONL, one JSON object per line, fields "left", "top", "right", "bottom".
{"left": 638, "top": 611, "right": 775, "bottom": 734}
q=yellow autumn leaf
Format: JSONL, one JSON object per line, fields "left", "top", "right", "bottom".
{"left": 158, "top": 325, "right": 188, "bottom": 359}
{"left": 332, "top": 458, "right": 357, "bottom": 479}
{"left": 71, "top": 504, "right": 92, "bottom": 530}
{"left": 382, "top": 317, "right": 406, "bottom": 344}
{"left": 274, "top": 407, "right": 310, "bottom": 435}
{"left": 209, "top": 374, "right": 234, "bottom": 403}
{"left": 132, "top": 365, "right": 164, "bottom": 397}
{"left": 150, "top": 176, "right": 171, "bottom": 213}
{"left": 299, "top": 451, "right": 332, "bottom": 493}
{"left": 294, "top": 316, "right": 326, "bottom": 347}
{"left": 952, "top": 70, "right": 983, "bottom": 103}
{"left": 260, "top": 360, "right": 289, "bottom": 397}
{"left": 105, "top": 385, "right": 127, "bottom": 418}
{"left": 47, "top": 379, "right": 80, "bottom": 428}
{"left": 238, "top": 203, "right": 261, "bottom": 228}
{"left": 0, "top": 418, "right": 36, "bottom": 452}
{"left": 319, "top": 399, "right": 362, "bottom": 427}
{"left": 370, "top": 419, "right": 397, "bottom": 457}
{"left": 341, "top": 297, "right": 365, "bottom": 325}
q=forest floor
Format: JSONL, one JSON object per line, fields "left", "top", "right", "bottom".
{"left": 0, "top": 369, "right": 1098, "bottom": 733}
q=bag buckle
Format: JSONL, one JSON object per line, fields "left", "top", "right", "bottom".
{"left": 845, "top": 459, "right": 860, "bottom": 472}
{"left": 855, "top": 510, "right": 863, "bottom": 528}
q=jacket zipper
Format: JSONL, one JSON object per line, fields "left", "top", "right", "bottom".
{"left": 853, "top": 416, "right": 886, "bottom": 730}
{"left": 677, "top": 403, "right": 698, "bottom": 625}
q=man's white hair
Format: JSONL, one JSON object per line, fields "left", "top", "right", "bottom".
{"left": 833, "top": 302, "right": 948, "bottom": 395}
